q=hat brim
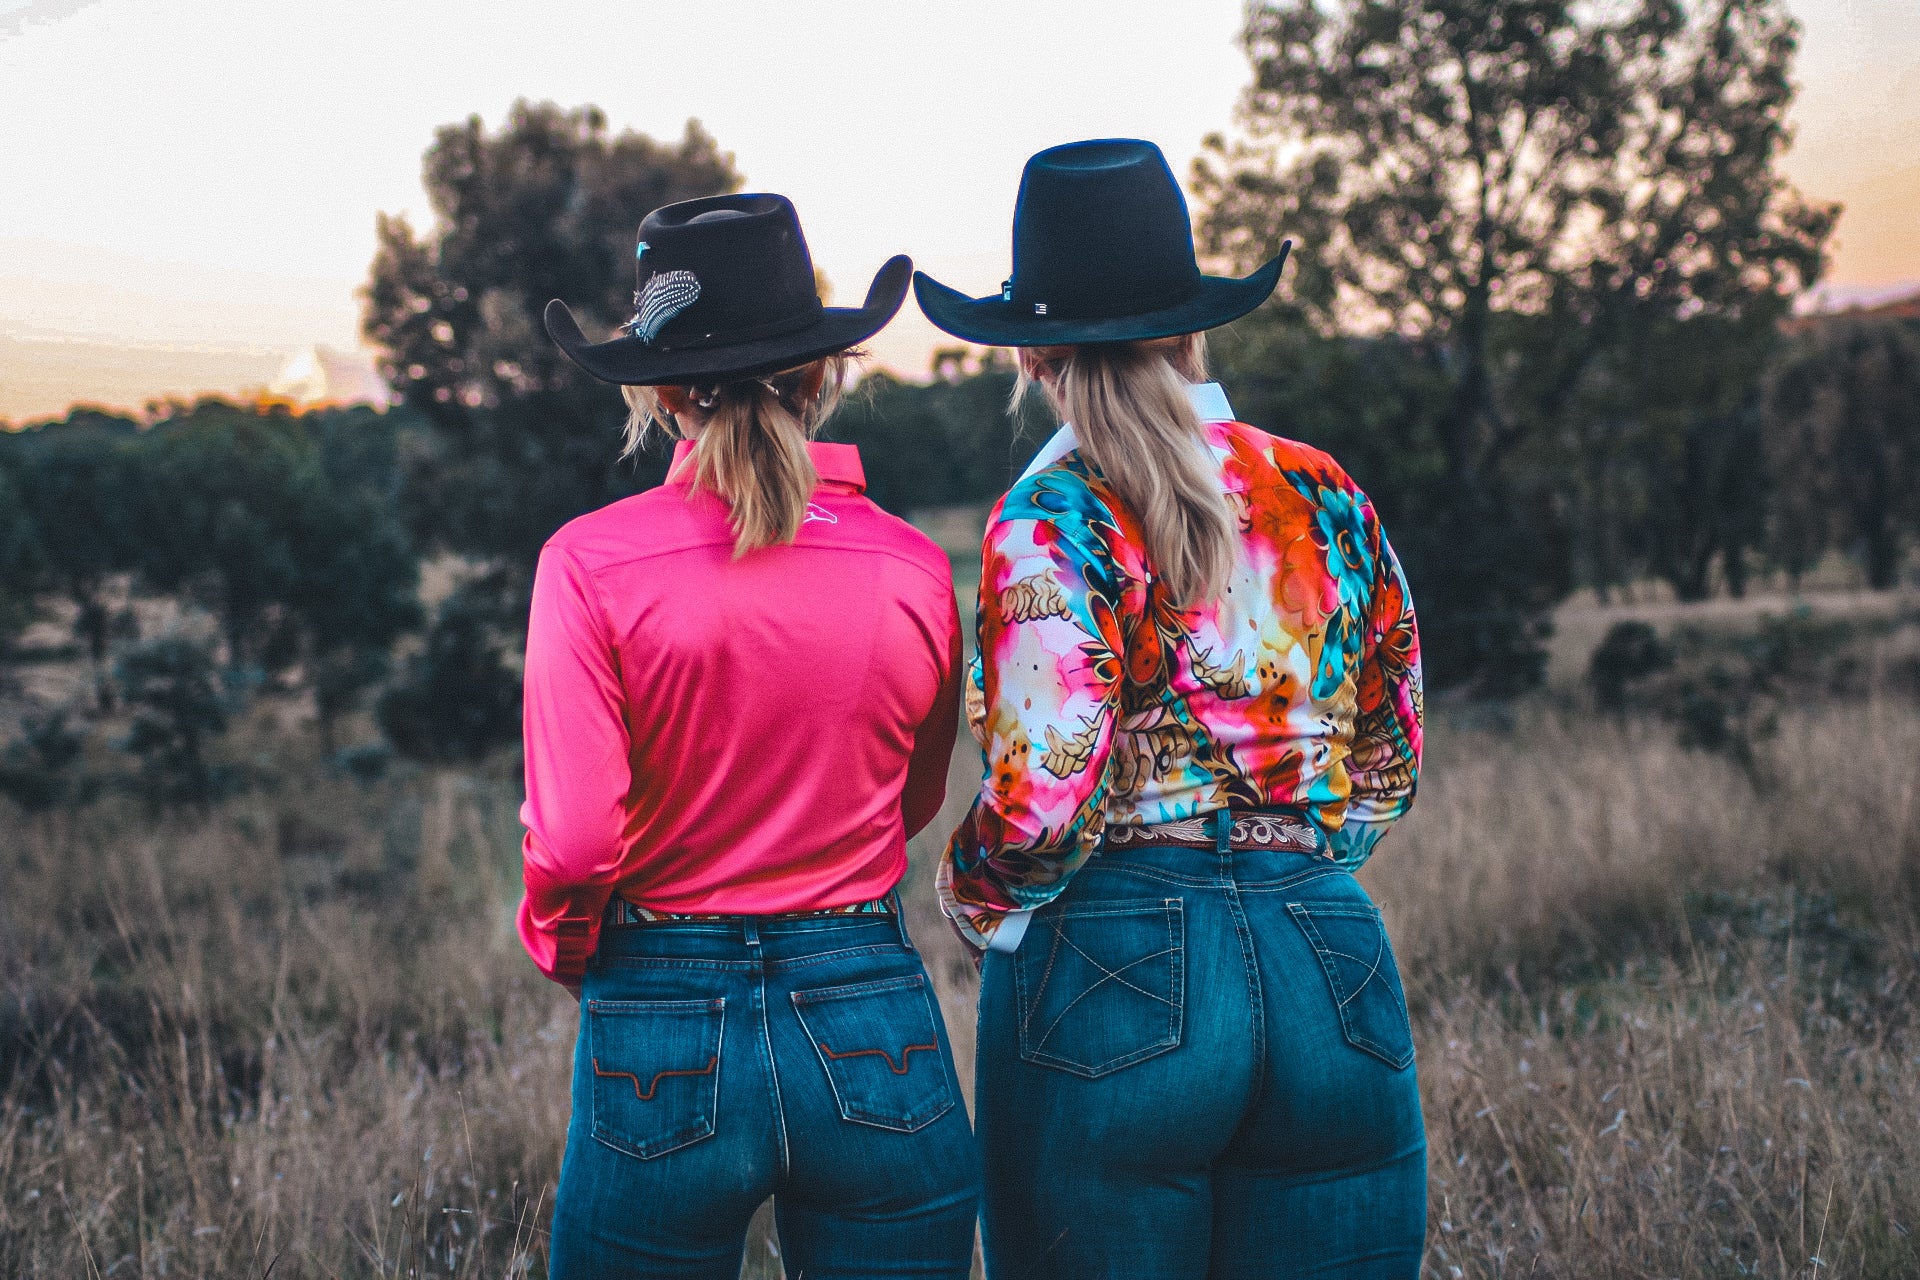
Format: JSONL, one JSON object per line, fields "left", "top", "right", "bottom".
{"left": 912, "top": 243, "right": 1289, "bottom": 347}
{"left": 546, "top": 255, "right": 912, "bottom": 386}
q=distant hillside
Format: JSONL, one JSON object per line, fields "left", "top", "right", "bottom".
{"left": 0, "top": 336, "right": 397, "bottom": 425}
{"left": 0, "top": 331, "right": 282, "bottom": 424}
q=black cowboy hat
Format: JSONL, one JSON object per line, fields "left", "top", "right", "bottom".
{"left": 545, "top": 192, "right": 911, "bottom": 386}
{"left": 913, "top": 138, "right": 1289, "bottom": 347}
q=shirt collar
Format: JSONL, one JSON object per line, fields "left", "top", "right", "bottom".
{"left": 667, "top": 439, "right": 867, "bottom": 494}
{"left": 1018, "top": 381, "right": 1235, "bottom": 483}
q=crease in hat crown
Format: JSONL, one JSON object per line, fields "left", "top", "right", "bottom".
{"left": 912, "top": 137, "right": 1290, "bottom": 348}
{"left": 544, "top": 191, "right": 912, "bottom": 386}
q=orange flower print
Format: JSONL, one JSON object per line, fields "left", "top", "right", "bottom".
{"left": 943, "top": 415, "right": 1422, "bottom": 948}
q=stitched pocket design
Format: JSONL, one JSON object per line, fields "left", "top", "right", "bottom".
{"left": 791, "top": 974, "right": 955, "bottom": 1133}
{"left": 587, "top": 997, "right": 725, "bottom": 1159}
{"left": 1014, "top": 898, "right": 1184, "bottom": 1078}
{"left": 1286, "top": 901, "right": 1415, "bottom": 1070}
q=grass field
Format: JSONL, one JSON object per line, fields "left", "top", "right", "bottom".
{"left": 4, "top": 616, "right": 1919, "bottom": 1276}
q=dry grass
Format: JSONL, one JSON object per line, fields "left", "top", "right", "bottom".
{"left": 0, "top": 765, "right": 571, "bottom": 1277}
{"left": 1383, "top": 701, "right": 1920, "bottom": 1278}
{"left": 2, "top": 695, "right": 1916, "bottom": 1277}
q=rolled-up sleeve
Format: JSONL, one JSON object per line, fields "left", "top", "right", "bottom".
{"left": 518, "top": 542, "right": 631, "bottom": 985}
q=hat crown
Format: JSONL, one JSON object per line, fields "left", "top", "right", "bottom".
{"left": 631, "top": 193, "right": 824, "bottom": 351}
{"left": 1008, "top": 139, "right": 1202, "bottom": 321}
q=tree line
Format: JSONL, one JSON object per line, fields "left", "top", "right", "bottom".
{"left": 0, "top": 402, "right": 425, "bottom": 806}
{"left": 4, "top": 0, "right": 1919, "bottom": 806}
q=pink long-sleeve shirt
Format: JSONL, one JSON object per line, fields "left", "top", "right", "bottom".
{"left": 518, "top": 441, "right": 962, "bottom": 985}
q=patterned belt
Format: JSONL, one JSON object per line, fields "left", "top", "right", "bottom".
{"left": 1102, "top": 810, "right": 1328, "bottom": 857}
{"left": 604, "top": 894, "right": 896, "bottom": 927}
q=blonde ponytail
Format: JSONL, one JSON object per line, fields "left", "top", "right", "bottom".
{"left": 1017, "top": 334, "right": 1235, "bottom": 606}
{"left": 620, "top": 354, "right": 854, "bottom": 556}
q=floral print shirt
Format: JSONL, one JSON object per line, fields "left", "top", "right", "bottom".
{"left": 938, "top": 386, "right": 1423, "bottom": 951}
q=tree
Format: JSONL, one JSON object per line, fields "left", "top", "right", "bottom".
{"left": 0, "top": 711, "right": 92, "bottom": 813}
{"left": 376, "top": 578, "right": 522, "bottom": 766}
{"left": 363, "top": 101, "right": 742, "bottom": 574}
{"left": 290, "top": 484, "right": 423, "bottom": 755}
{"left": 137, "top": 400, "right": 323, "bottom": 671}
{"left": 118, "top": 635, "right": 232, "bottom": 811}
{"left": 1598, "top": 310, "right": 1778, "bottom": 601}
{"left": 135, "top": 399, "right": 422, "bottom": 743}
{"left": 296, "top": 405, "right": 425, "bottom": 752}
{"left": 0, "top": 456, "right": 42, "bottom": 653}
{"left": 1763, "top": 317, "right": 1920, "bottom": 589}
{"left": 2, "top": 409, "right": 144, "bottom": 706}
{"left": 1196, "top": 0, "right": 1833, "bottom": 687}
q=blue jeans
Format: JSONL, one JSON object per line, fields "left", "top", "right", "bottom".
{"left": 976, "top": 838, "right": 1427, "bottom": 1279}
{"left": 550, "top": 912, "right": 980, "bottom": 1279}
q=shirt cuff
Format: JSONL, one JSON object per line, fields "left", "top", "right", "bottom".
{"left": 548, "top": 916, "right": 598, "bottom": 988}
{"left": 986, "top": 909, "right": 1034, "bottom": 954}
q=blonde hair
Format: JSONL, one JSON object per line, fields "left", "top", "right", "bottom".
{"left": 620, "top": 354, "right": 855, "bottom": 556}
{"left": 1016, "top": 334, "right": 1235, "bottom": 606}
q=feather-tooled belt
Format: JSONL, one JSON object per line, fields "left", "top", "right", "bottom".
{"left": 1102, "top": 809, "right": 1329, "bottom": 857}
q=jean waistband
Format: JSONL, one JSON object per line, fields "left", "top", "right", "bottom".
{"left": 594, "top": 891, "right": 915, "bottom": 961}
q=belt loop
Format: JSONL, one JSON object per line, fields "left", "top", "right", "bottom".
{"left": 889, "top": 890, "right": 916, "bottom": 952}
{"left": 1213, "top": 808, "right": 1232, "bottom": 856}
{"left": 743, "top": 916, "right": 761, "bottom": 949}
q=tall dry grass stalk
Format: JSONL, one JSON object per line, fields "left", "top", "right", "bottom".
{"left": 2, "top": 697, "right": 1916, "bottom": 1276}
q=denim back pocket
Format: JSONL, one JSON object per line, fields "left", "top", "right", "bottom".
{"left": 587, "top": 997, "right": 725, "bottom": 1159}
{"left": 1014, "top": 898, "right": 1184, "bottom": 1079}
{"left": 791, "top": 974, "right": 955, "bottom": 1133}
{"left": 1285, "top": 902, "right": 1415, "bottom": 1070}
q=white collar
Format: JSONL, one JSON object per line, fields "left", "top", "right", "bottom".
{"left": 1017, "top": 381, "right": 1235, "bottom": 482}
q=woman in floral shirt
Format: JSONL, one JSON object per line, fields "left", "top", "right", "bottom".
{"left": 916, "top": 140, "right": 1426, "bottom": 1278}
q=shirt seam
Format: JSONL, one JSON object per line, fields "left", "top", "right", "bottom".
{"left": 564, "top": 536, "right": 955, "bottom": 593}
{"left": 555, "top": 543, "right": 621, "bottom": 671}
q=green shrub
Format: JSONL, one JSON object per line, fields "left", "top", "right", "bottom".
{"left": 0, "top": 711, "right": 93, "bottom": 812}
{"left": 377, "top": 582, "right": 521, "bottom": 764}
{"left": 1588, "top": 620, "right": 1672, "bottom": 711}
{"left": 117, "top": 635, "right": 239, "bottom": 810}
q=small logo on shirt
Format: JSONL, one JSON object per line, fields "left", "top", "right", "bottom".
{"left": 804, "top": 502, "right": 838, "bottom": 525}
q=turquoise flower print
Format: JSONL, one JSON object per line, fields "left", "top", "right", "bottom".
{"left": 1305, "top": 481, "right": 1374, "bottom": 701}
{"left": 1313, "top": 484, "right": 1374, "bottom": 614}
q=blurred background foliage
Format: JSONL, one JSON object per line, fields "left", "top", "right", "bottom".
{"left": 0, "top": 0, "right": 1916, "bottom": 786}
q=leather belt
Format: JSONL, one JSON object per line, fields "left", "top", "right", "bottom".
{"left": 604, "top": 893, "right": 896, "bottom": 927}
{"left": 1102, "top": 809, "right": 1328, "bottom": 857}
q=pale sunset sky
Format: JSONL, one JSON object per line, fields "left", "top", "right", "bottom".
{"left": 1, "top": 0, "right": 1916, "bottom": 421}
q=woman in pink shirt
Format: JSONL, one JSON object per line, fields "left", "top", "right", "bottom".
{"left": 526, "top": 193, "right": 978, "bottom": 1279}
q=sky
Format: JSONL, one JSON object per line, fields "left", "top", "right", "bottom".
{"left": 1, "top": 0, "right": 1916, "bottom": 421}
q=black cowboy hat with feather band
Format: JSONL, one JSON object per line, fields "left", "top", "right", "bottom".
{"left": 913, "top": 138, "right": 1289, "bottom": 347}
{"left": 545, "top": 192, "right": 911, "bottom": 386}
